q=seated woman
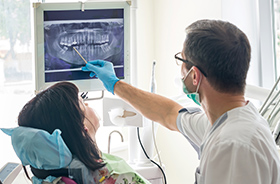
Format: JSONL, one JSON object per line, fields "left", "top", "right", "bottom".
{"left": 2, "top": 82, "right": 150, "bottom": 184}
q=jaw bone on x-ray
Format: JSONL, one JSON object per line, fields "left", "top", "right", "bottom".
{"left": 43, "top": 15, "right": 124, "bottom": 82}
{"left": 44, "top": 19, "right": 124, "bottom": 66}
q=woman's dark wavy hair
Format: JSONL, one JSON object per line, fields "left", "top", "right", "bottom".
{"left": 18, "top": 82, "right": 105, "bottom": 171}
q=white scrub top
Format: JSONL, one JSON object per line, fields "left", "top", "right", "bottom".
{"left": 176, "top": 101, "right": 280, "bottom": 184}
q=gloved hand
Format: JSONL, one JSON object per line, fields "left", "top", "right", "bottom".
{"left": 82, "top": 60, "right": 119, "bottom": 94}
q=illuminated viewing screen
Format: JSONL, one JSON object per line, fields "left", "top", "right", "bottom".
{"left": 44, "top": 9, "right": 124, "bottom": 82}
{"left": 33, "top": 2, "right": 130, "bottom": 92}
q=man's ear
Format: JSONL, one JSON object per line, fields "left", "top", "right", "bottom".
{"left": 192, "top": 66, "right": 202, "bottom": 86}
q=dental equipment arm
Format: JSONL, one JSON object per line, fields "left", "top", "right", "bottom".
{"left": 259, "top": 75, "right": 280, "bottom": 115}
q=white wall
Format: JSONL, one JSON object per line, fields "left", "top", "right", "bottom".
{"left": 136, "top": 0, "right": 222, "bottom": 183}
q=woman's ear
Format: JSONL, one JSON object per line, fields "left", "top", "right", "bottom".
{"left": 84, "top": 125, "right": 89, "bottom": 132}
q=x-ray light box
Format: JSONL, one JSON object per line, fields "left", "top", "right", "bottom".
{"left": 33, "top": 1, "right": 131, "bottom": 93}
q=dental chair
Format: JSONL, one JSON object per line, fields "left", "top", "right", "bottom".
{"left": 1, "top": 127, "right": 151, "bottom": 184}
{"left": 0, "top": 127, "right": 87, "bottom": 184}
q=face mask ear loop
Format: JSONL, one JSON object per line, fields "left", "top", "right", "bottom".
{"left": 182, "top": 67, "right": 194, "bottom": 82}
{"left": 195, "top": 71, "right": 202, "bottom": 93}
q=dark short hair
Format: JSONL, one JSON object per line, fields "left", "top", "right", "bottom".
{"left": 18, "top": 82, "right": 105, "bottom": 171}
{"left": 183, "top": 19, "right": 251, "bottom": 94}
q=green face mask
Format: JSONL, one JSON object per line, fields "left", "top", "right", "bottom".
{"left": 182, "top": 68, "right": 201, "bottom": 106}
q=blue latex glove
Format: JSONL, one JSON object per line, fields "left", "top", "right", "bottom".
{"left": 82, "top": 60, "right": 119, "bottom": 94}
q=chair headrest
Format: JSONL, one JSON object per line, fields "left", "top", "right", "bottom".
{"left": 1, "top": 127, "right": 72, "bottom": 170}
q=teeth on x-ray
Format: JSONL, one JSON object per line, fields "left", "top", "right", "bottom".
{"left": 45, "top": 20, "right": 124, "bottom": 65}
{"left": 59, "top": 46, "right": 68, "bottom": 54}
{"left": 59, "top": 32, "right": 110, "bottom": 48}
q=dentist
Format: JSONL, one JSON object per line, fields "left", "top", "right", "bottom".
{"left": 82, "top": 19, "right": 280, "bottom": 184}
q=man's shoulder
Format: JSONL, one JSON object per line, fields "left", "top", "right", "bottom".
{"left": 212, "top": 111, "right": 276, "bottom": 157}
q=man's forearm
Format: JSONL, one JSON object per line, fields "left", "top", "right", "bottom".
{"left": 114, "top": 80, "right": 182, "bottom": 131}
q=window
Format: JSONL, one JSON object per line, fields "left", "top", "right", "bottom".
{"left": 0, "top": 0, "right": 33, "bottom": 167}
{"left": 274, "top": 0, "right": 280, "bottom": 77}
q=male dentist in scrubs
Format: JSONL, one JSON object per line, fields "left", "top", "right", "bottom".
{"left": 83, "top": 19, "right": 280, "bottom": 184}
